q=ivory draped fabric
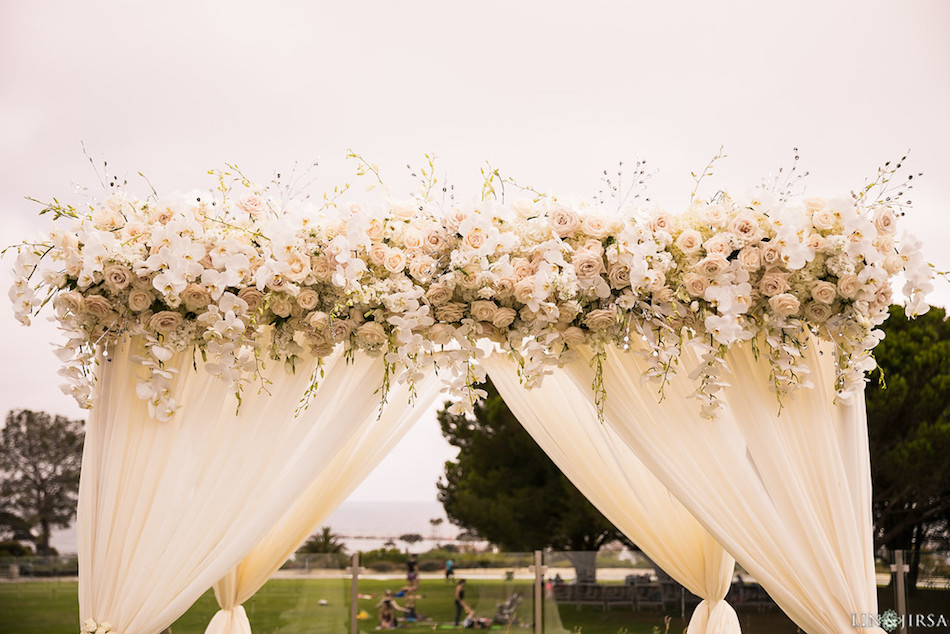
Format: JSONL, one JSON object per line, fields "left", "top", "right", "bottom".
{"left": 78, "top": 337, "right": 392, "bottom": 634}
{"left": 563, "top": 340, "right": 882, "bottom": 634}
{"left": 205, "top": 373, "right": 443, "bottom": 634}
{"left": 481, "top": 354, "right": 740, "bottom": 634}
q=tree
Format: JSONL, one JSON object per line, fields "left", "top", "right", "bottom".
{"left": 298, "top": 526, "right": 347, "bottom": 554}
{"left": 0, "top": 409, "right": 84, "bottom": 555}
{"left": 399, "top": 533, "right": 424, "bottom": 551}
{"left": 437, "top": 382, "right": 628, "bottom": 581}
{"left": 866, "top": 305, "right": 950, "bottom": 591}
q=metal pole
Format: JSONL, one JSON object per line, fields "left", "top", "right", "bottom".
{"left": 531, "top": 550, "right": 545, "bottom": 634}
{"left": 347, "top": 552, "right": 361, "bottom": 634}
{"left": 894, "top": 550, "right": 908, "bottom": 634}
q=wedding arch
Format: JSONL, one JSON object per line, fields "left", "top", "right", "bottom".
{"left": 8, "top": 157, "right": 933, "bottom": 634}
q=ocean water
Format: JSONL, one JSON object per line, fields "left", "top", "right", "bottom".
{"left": 50, "top": 500, "right": 462, "bottom": 556}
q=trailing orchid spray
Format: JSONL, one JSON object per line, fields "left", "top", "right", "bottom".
{"left": 7, "top": 152, "right": 935, "bottom": 422}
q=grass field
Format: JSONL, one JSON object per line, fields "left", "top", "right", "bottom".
{"left": 1, "top": 577, "right": 946, "bottom": 633}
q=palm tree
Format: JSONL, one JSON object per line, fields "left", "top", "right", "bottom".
{"left": 298, "top": 526, "right": 347, "bottom": 554}
{"left": 429, "top": 517, "right": 444, "bottom": 540}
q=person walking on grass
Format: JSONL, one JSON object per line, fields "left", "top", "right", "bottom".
{"left": 454, "top": 579, "right": 471, "bottom": 626}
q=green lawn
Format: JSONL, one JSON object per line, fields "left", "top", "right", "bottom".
{"left": 1, "top": 578, "right": 947, "bottom": 634}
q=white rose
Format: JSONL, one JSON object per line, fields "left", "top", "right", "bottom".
{"left": 700, "top": 204, "right": 727, "bottom": 227}
{"left": 149, "top": 310, "right": 184, "bottom": 333}
{"left": 470, "top": 300, "right": 498, "bottom": 322}
{"left": 560, "top": 325, "right": 587, "bottom": 346}
{"left": 883, "top": 254, "right": 903, "bottom": 275}
{"left": 837, "top": 275, "right": 860, "bottom": 299}
{"left": 55, "top": 290, "right": 84, "bottom": 314}
{"left": 308, "top": 311, "right": 330, "bottom": 330}
{"left": 728, "top": 212, "right": 762, "bottom": 243}
{"left": 804, "top": 197, "right": 827, "bottom": 213}
{"left": 703, "top": 234, "right": 733, "bottom": 256}
{"left": 356, "top": 321, "right": 387, "bottom": 346}
{"left": 811, "top": 280, "right": 837, "bottom": 305}
{"left": 513, "top": 278, "right": 537, "bottom": 305}
{"left": 675, "top": 229, "right": 703, "bottom": 254}
{"left": 644, "top": 270, "right": 665, "bottom": 292}
{"left": 548, "top": 206, "right": 580, "bottom": 238}
{"left": 811, "top": 209, "right": 837, "bottom": 232}
{"left": 310, "top": 255, "right": 332, "bottom": 281}
{"left": 768, "top": 293, "right": 801, "bottom": 317}
{"left": 270, "top": 295, "right": 293, "bottom": 318}
{"left": 383, "top": 248, "right": 407, "bottom": 274}
{"left": 391, "top": 201, "right": 417, "bottom": 221}
{"left": 408, "top": 255, "right": 436, "bottom": 281}
{"left": 368, "top": 243, "right": 388, "bottom": 266}
{"left": 511, "top": 198, "right": 537, "bottom": 219}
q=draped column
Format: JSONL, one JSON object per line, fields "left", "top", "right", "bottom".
{"left": 563, "top": 339, "right": 882, "bottom": 634}
{"left": 481, "top": 353, "right": 739, "bottom": 634}
{"left": 205, "top": 373, "right": 443, "bottom": 634}
{"left": 78, "top": 337, "right": 392, "bottom": 634}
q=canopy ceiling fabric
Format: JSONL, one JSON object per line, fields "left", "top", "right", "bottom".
{"left": 561, "top": 339, "right": 882, "bottom": 634}
{"left": 482, "top": 353, "right": 740, "bottom": 634}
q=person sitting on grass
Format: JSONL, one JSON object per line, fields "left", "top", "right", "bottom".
{"left": 376, "top": 589, "right": 408, "bottom": 629}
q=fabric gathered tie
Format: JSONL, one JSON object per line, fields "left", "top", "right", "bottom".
{"left": 205, "top": 605, "right": 252, "bottom": 634}
{"left": 686, "top": 599, "right": 741, "bottom": 634}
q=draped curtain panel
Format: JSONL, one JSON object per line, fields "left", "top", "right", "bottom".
{"left": 78, "top": 337, "right": 391, "bottom": 634}
{"left": 205, "top": 373, "right": 443, "bottom": 634}
{"left": 481, "top": 353, "right": 740, "bottom": 634}
{"left": 563, "top": 339, "right": 882, "bottom": 634}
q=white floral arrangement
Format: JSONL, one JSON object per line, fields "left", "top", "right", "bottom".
{"left": 7, "top": 153, "right": 934, "bottom": 420}
{"left": 80, "top": 618, "right": 113, "bottom": 634}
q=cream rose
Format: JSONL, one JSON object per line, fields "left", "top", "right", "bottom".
{"left": 811, "top": 280, "right": 837, "bottom": 305}
{"left": 383, "top": 248, "right": 407, "bottom": 274}
{"left": 402, "top": 230, "right": 424, "bottom": 251}
{"left": 181, "top": 284, "right": 212, "bottom": 311}
{"left": 759, "top": 271, "right": 790, "bottom": 297}
{"left": 836, "top": 275, "right": 860, "bottom": 299}
{"left": 560, "top": 326, "right": 586, "bottom": 346}
{"left": 700, "top": 204, "right": 727, "bottom": 227}
{"left": 811, "top": 209, "right": 837, "bottom": 232}
{"left": 653, "top": 286, "right": 675, "bottom": 303}
{"left": 408, "top": 256, "right": 436, "bottom": 281}
{"left": 675, "top": 229, "right": 703, "bottom": 254}
{"left": 296, "top": 288, "right": 319, "bottom": 311}
{"left": 804, "top": 301, "right": 833, "bottom": 323}
{"left": 683, "top": 273, "right": 709, "bottom": 297}
{"left": 270, "top": 295, "right": 293, "bottom": 318}
{"left": 470, "top": 300, "right": 498, "bottom": 322}
{"left": 573, "top": 250, "right": 606, "bottom": 279}
{"left": 582, "top": 214, "right": 610, "bottom": 238}
{"left": 356, "top": 321, "right": 387, "bottom": 346}
{"left": 513, "top": 278, "right": 537, "bottom": 305}
{"left": 761, "top": 244, "right": 782, "bottom": 268}
{"left": 103, "top": 265, "right": 132, "bottom": 292}
{"left": 607, "top": 263, "right": 631, "bottom": 289}
{"left": 368, "top": 243, "right": 389, "bottom": 266}
{"left": 883, "top": 254, "right": 903, "bottom": 276}
{"left": 426, "top": 282, "right": 454, "bottom": 306}
{"left": 55, "top": 290, "right": 84, "bottom": 314}
{"left": 644, "top": 270, "right": 666, "bottom": 292}
{"left": 435, "top": 302, "right": 466, "bottom": 323}
{"left": 237, "top": 194, "right": 267, "bottom": 217}
{"left": 585, "top": 308, "right": 616, "bottom": 331}
{"left": 768, "top": 293, "right": 801, "bottom": 317}
{"left": 128, "top": 289, "right": 154, "bottom": 312}
{"left": 391, "top": 201, "right": 417, "bottom": 221}
{"left": 366, "top": 217, "right": 386, "bottom": 242}
{"left": 548, "top": 207, "right": 580, "bottom": 238}
{"left": 804, "top": 233, "right": 826, "bottom": 251}
{"left": 873, "top": 207, "right": 896, "bottom": 235}
{"left": 728, "top": 212, "right": 762, "bottom": 243}
{"left": 512, "top": 258, "right": 535, "bottom": 281}
{"left": 330, "top": 318, "right": 355, "bottom": 342}
{"left": 310, "top": 255, "right": 331, "bottom": 281}
{"left": 491, "top": 307, "right": 518, "bottom": 329}
{"left": 737, "top": 246, "right": 762, "bottom": 271}
{"left": 511, "top": 198, "right": 536, "bottom": 219}
{"left": 424, "top": 229, "right": 447, "bottom": 253}
{"left": 804, "top": 197, "right": 827, "bottom": 213}
{"left": 234, "top": 288, "right": 261, "bottom": 313}
{"left": 82, "top": 294, "right": 114, "bottom": 319}
{"left": 308, "top": 311, "right": 331, "bottom": 330}
{"left": 462, "top": 227, "right": 488, "bottom": 251}
{"left": 703, "top": 234, "right": 733, "bottom": 256}
{"left": 149, "top": 310, "right": 184, "bottom": 333}
{"left": 493, "top": 277, "right": 515, "bottom": 299}
{"left": 428, "top": 323, "right": 455, "bottom": 345}
{"left": 696, "top": 254, "right": 729, "bottom": 278}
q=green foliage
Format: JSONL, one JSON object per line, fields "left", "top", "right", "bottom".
{"left": 0, "top": 410, "right": 84, "bottom": 555}
{"left": 297, "top": 526, "right": 347, "bottom": 555}
{"left": 436, "top": 382, "right": 627, "bottom": 556}
{"left": 867, "top": 306, "right": 950, "bottom": 554}
{"left": 0, "top": 541, "right": 33, "bottom": 557}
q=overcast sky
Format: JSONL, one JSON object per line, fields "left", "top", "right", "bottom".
{"left": 2, "top": 0, "right": 948, "bottom": 503}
